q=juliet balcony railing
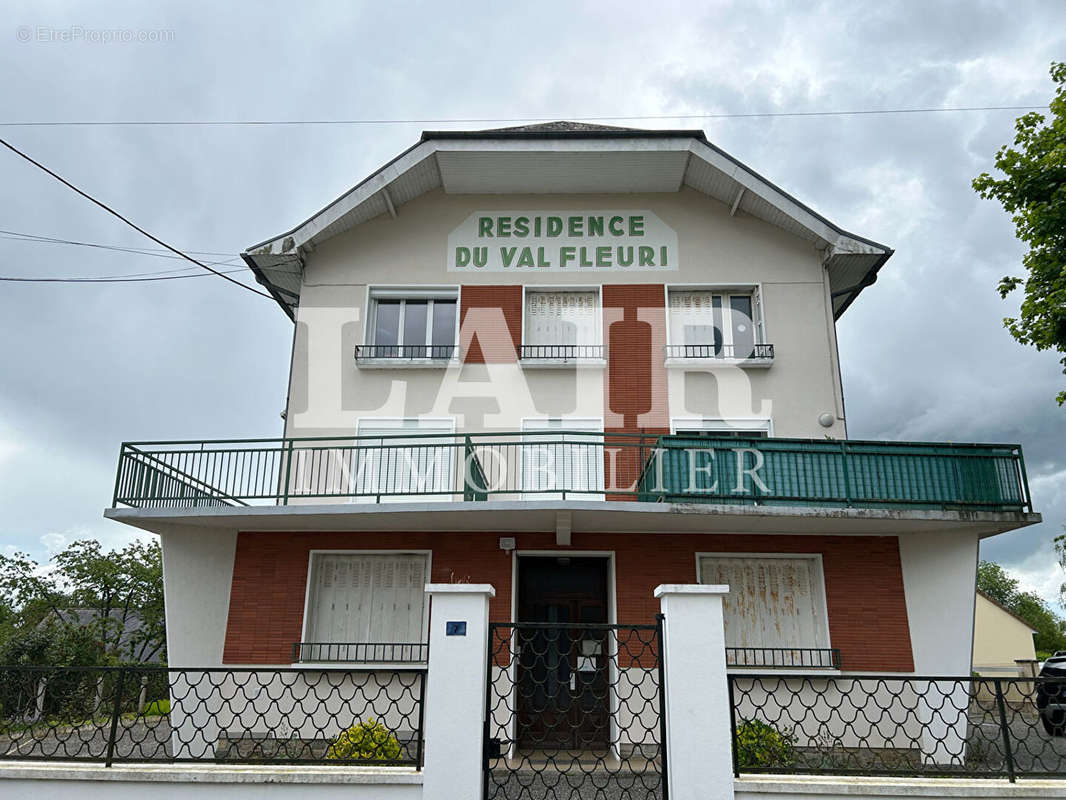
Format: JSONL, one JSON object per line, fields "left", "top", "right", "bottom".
{"left": 664, "top": 343, "right": 775, "bottom": 360}
{"left": 519, "top": 344, "right": 605, "bottom": 361}
{"left": 111, "top": 432, "right": 1033, "bottom": 513}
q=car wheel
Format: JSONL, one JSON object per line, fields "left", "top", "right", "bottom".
{"left": 1042, "top": 712, "right": 1066, "bottom": 737}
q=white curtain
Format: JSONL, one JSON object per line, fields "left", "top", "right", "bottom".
{"left": 525, "top": 291, "right": 598, "bottom": 345}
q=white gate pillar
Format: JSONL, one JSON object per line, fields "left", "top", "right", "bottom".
{"left": 422, "top": 583, "right": 495, "bottom": 800}
{"left": 655, "top": 584, "right": 733, "bottom": 800}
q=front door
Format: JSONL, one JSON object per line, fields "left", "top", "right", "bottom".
{"left": 515, "top": 556, "right": 610, "bottom": 750}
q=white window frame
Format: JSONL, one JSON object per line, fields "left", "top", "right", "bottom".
{"left": 695, "top": 552, "right": 835, "bottom": 673}
{"left": 353, "top": 417, "right": 458, "bottom": 503}
{"left": 359, "top": 285, "right": 461, "bottom": 368}
{"left": 663, "top": 284, "right": 772, "bottom": 369}
{"left": 299, "top": 549, "right": 432, "bottom": 666}
{"left": 670, "top": 417, "right": 774, "bottom": 437}
{"left": 520, "top": 417, "right": 605, "bottom": 499}
{"left": 520, "top": 285, "right": 606, "bottom": 368}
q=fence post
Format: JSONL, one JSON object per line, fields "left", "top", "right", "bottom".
{"left": 105, "top": 668, "right": 127, "bottom": 767}
{"left": 993, "top": 679, "right": 1017, "bottom": 783}
{"left": 422, "top": 583, "right": 495, "bottom": 800}
{"left": 655, "top": 584, "right": 733, "bottom": 800}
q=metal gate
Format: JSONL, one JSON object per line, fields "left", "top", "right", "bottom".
{"left": 483, "top": 618, "right": 668, "bottom": 800}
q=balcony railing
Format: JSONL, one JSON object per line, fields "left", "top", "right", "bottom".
{"left": 112, "top": 432, "right": 1032, "bottom": 513}
{"left": 725, "top": 647, "right": 841, "bottom": 670}
{"left": 520, "top": 344, "right": 604, "bottom": 361}
{"left": 355, "top": 344, "right": 457, "bottom": 361}
{"left": 664, "top": 343, "right": 774, "bottom": 360}
{"left": 292, "top": 642, "right": 430, "bottom": 664}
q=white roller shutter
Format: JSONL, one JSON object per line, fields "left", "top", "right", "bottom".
{"left": 307, "top": 554, "right": 427, "bottom": 650}
{"left": 698, "top": 556, "right": 828, "bottom": 649}
{"left": 525, "top": 291, "right": 598, "bottom": 345}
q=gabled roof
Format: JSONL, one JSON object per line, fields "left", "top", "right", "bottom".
{"left": 977, "top": 590, "right": 1040, "bottom": 634}
{"left": 243, "top": 122, "right": 893, "bottom": 320}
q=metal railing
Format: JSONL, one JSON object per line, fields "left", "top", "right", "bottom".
{"left": 728, "top": 674, "right": 1066, "bottom": 781}
{"left": 664, "top": 343, "right": 775, "bottom": 360}
{"left": 519, "top": 344, "right": 604, "bottom": 360}
{"left": 111, "top": 431, "right": 1033, "bottom": 512}
{"left": 485, "top": 620, "right": 667, "bottom": 799}
{"left": 726, "top": 647, "right": 841, "bottom": 670}
{"left": 292, "top": 642, "right": 429, "bottom": 664}
{"left": 0, "top": 666, "right": 426, "bottom": 766}
{"left": 355, "top": 344, "right": 457, "bottom": 361}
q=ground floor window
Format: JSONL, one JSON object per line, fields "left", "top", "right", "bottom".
{"left": 698, "top": 554, "right": 831, "bottom": 664}
{"left": 301, "top": 552, "right": 428, "bottom": 662}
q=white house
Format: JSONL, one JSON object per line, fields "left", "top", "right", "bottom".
{"left": 98, "top": 122, "right": 1043, "bottom": 792}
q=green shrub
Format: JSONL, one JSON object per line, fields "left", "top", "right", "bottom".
{"left": 735, "top": 719, "right": 796, "bottom": 768}
{"left": 326, "top": 718, "right": 402, "bottom": 762}
{"left": 143, "top": 699, "right": 170, "bottom": 717}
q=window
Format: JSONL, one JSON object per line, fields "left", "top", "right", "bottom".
{"left": 353, "top": 419, "right": 456, "bottom": 502}
{"left": 303, "top": 553, "right": 427, "bottom": 661}
{"left": 521, "top": 418, "right": 604, "bottom": 499}
{"left": 672, "top": 418, "right": 772, "bottom": 439}
{"left": 698, "top": 555, "right": 830, "bottom": 653}
{"left": 364, "top": 290, "right": 458, "bottom": 360}
{"left": 522, "top": 290, "right": 602, "bottom": 360}
{"left": 667, "top": 289, "right": 764, "bottom": 360}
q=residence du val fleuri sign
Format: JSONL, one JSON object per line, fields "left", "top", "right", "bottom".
{"left": 447, "top": 211, "right": 679, "bottom": 272}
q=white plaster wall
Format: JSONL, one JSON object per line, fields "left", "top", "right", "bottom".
{"left": 159, "top": 525, "right": 238, "bottom": 667}
{"left": 286, "top": 187, "right": 846, "bottom": 440}
{"left": 898, "top": 531, "right": 980, "bottom": 676}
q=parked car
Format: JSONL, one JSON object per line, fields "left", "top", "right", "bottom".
{"left": 1037, "top": 652, "right": 1066, "bottom": 736}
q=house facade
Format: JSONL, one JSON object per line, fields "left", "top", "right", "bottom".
{"left": 973, "top": 590, "right": 1039, "bottom": 678}
{"left": 106, "top": 122, "right": 1039, "bottom": 730}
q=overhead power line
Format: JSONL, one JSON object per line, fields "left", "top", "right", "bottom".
{"left": 0, "top": 228, "right": 236, "bottom": 258}
{"left": 0, "top": 269, "right": 249, "bottom": 283}
{"left": 0, "top": 105, "right": 1049, "bottom": 128}
{"left": 0, "top": 136, "right": 273, "bottom": 300}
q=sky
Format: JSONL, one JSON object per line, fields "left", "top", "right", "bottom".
{"left": 1, "top": 0, "right": 1063, "bottom": 609}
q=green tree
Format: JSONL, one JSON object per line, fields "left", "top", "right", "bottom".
{"left": 972, "top": 62, "right": 1066, "bottom": 405}
{"left": 0, "top": 539, "right": 165, "bottom": 664}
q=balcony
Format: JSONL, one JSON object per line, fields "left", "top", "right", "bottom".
{"left": 519, "top": 344, "right": 605, "bottom": 366}
{"left": 111, "top": 432, "right": 1033, "bottom": 514}
{"left": 354, "top": 343, "right": 457, "bottom": 368}
{"left": 663, "top": 343, "right": 774, "bottom": 367}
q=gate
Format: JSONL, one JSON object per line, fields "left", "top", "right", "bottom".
{"left": 483, "top": 618, "right": 668, "bottom": 800}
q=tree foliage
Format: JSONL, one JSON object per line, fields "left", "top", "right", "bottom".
{"left": 0, "top": 539, "right": 165, "bottom": 665}
{"left": 977, "top": 560, "right": 1066, "bottom": 656}
{"left": 972, "top": 62, "right": 1066, "bottom": 405}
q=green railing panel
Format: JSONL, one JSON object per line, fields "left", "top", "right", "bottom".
{"left": 111, "top": 432, "right": 1032, "bottom": 513}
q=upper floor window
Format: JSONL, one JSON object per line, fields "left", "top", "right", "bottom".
{"left": 359, "top": 289, "right": 458, "bottom": 363}
{"left": 521, "top": 289, "right": 603, "bottom": 362}
{"left": 666, "top": 289, "right": 771, "bottom": 363}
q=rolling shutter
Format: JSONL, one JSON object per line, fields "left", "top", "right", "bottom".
{"left": 525, "top": 291, "right": 598, "bottom": 346}
{"left": 698, "top": 556, "right": 828, "bottom": 649}
{"left": 307, "top": 554, "right": 427, "bottom": 646}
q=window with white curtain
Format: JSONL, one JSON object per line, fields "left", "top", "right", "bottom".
{"left": 353, "top": 419, "right": 456, "bottom": 503}
{"left": 521, "top": 418, "right": 604, "bottom": 499}
{"left": 304, "top": 553, "right": 427, "bottom": 659}
{"left": 667, "top": 289, "right": 761, "bottom": 358}
{"left": 524, "top": 290, "right": 600, "bottom": 355}
{"left": 698, "top": 555, "right": 829, "bottom": 650}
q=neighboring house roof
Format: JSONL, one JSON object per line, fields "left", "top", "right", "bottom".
{"left": 977, "top": 590, "right": 1039, "bottom": 633}
{"left": 242, "top": 121, "right": 892, "bottom": 321}
{"left": 41, "top": 608, "right": 164, "bottom": 663}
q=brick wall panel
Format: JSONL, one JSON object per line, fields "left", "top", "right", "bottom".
{"left": 222, "top": 531, "right": 913, "bottom": 672}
